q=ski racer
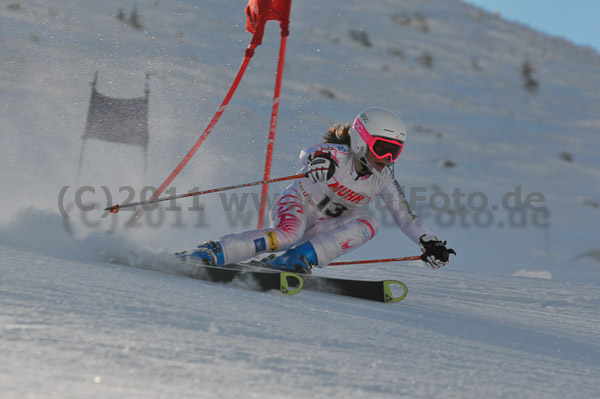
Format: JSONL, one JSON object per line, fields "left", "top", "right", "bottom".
{"left": 180, "top": 107, "right": 455, "bottom": 273}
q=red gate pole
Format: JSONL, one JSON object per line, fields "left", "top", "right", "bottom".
{"left": 257, "top": 34, "right": 288, "bottom": 228}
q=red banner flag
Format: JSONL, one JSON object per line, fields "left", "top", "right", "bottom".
{"left": 245, "top": 0, "right": 291, "bottom": 45}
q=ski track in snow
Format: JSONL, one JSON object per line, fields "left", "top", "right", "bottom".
{"left": 1, "top": 220, "right": 599, "bottom": 398}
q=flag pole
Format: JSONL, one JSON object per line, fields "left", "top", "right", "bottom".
{"left": 257, "top": 34, "right": 288, "bottom": 228}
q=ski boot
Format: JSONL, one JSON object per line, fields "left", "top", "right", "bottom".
{"left": 177, "top": 241, "right": 224, "bottom": 266}
{"left": 266, "top": 241, "right": 317, "bottom": 274}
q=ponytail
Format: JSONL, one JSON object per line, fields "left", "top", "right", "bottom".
{"left": 322, "top": 123, "right": 351, "bottom": 146}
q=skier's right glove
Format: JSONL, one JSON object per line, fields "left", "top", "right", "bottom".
{"left": 419, "top": 235, "right": 456, "bottom": 269}
{"left": 306, "top": 151, "right": 338, "bottom": 183}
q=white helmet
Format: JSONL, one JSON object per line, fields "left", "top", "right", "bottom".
{"left": 349, "top": 107, "right": 406, "bottom": 179}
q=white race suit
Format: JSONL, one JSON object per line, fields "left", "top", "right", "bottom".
{"left": 216, "top": 143, "right": 431, "bottom": 266}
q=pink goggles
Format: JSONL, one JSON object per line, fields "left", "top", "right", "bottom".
{"left": 353, "top": 119, "right": 404, "bottom": 162}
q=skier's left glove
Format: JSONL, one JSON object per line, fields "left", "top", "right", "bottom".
{"left": 306, "top": 151, "right": 338, "bottom": 183}
{"left": 419, "top": 235, "right": 456, "bottom": 269}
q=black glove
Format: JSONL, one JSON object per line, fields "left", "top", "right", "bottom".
{"left": 307, "top": 151, "right": 338, "bottom": 183}
{"left": 419, "top": 235, "right": 456, "bottom": 269}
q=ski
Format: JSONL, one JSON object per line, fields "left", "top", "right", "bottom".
{"left": 188, "top": 264, "right": 303, "bottom": 296}
{"left": 303, "top": 274, "right": 407, "bottom": 303}
{"left": 232, "top": 261, "right": 408, "bottom": 303}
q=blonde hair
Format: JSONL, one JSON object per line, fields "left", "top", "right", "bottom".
{"left": 322, "top": 123, "right": 351, "bottom": 145}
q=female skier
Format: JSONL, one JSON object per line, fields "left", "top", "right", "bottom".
{"left": 180, "top": 107, "right": 455, "bottom": 273}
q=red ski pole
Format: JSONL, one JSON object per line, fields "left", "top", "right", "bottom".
{"left": 105, "top": 172, "right": 306, "bottom": 214}
{"left": 328, "top": 255, "right": 422, "bottom": 266}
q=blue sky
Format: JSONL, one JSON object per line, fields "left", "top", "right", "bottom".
{"left": 463, "top": 0, "right": 600, "bottom": 53}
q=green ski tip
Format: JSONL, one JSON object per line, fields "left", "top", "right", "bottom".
{"left": 279, "top": 272, "right": 303, "bottom": 296}
{"left": 383, "top": 280, "right": 408, "bottom": 303}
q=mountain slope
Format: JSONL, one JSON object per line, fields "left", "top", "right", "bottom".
{"left": 1, "top": 1, "right": 600, "bottom": 397}
{"left": 2, "top": 0, "right": 599, "bottom": 283}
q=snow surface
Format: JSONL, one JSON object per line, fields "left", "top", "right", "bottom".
{"left": 2, "top": 211, "right": 600, "bottom": 398}
{"left": 2, "top": 0, "right": 600, "bottom": 397}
